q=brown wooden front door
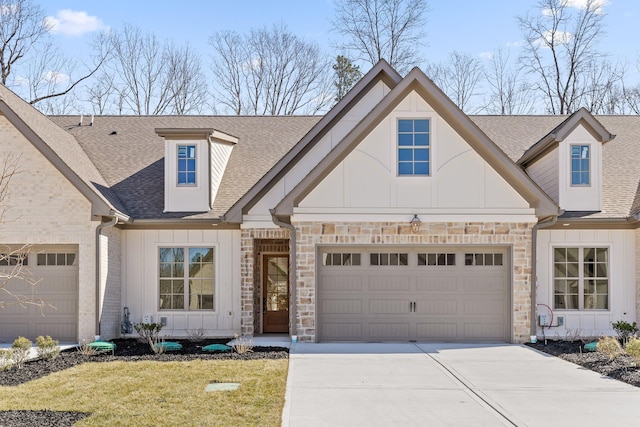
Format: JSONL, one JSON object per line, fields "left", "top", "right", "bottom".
{"left": 262, "top": 254, "right": 289, "bottom": 333}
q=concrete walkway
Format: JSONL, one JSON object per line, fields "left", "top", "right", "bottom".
{"left": 283, "top": 343, "right": 640, "bottom": 427}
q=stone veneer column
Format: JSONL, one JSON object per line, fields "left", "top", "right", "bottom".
{"left": 240, "top": 228, "right": 290, "bottom": 336}
{"left": 293, "top": 221, "right": 535, "bottom": 343}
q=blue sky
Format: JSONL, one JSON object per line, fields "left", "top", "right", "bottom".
{"left": 40, "top": 0, "right": 640, "bottom": 71}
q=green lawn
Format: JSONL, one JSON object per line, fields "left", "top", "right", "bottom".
{"left": 0, "top": 359, "right": 288, "bottom": 426}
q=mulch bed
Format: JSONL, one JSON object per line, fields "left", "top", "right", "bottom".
{"left": 0, "top": 338, "right": 288, "bottom": 427}
{"left": 527, "top": 339, "right": 640, "bottom": 388}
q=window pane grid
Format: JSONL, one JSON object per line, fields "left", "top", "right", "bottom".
{"left": 398, "top": 119, "right": 430, "bottom": 176}
{"left": 553, "top": 247, "right": 608, "bottom": 310}
{"left": 370, "top": 253, "right": 408, "bottom": 266}
{"left": 159, "top": 247, "right": 214, "bottom": 311}
{"left": 570, "top": 145, "right": 590, "bottom": 185}
{"left": 418, "top": 253, "right": 455, "bottom": 266}
{"left": 177, "top": 145, "right": 197, "bottom": 185}
{"left": 323, "top": 253, "right": 361, "bottom": 266}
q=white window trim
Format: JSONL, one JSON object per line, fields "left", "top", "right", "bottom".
{"left": 177, "top": 144, "right": 197, "bottom": 187}
{"left": 396, "top": 117, "right": 432, "bottom": 178}
{"left": 569, "top": 144, "right": 591, "bottom": 188}
{"left": 552, "top": 246, "right": 609, "bottom": 311}
{"left": 157, "top": 245, "right": 218, "bottom": 312}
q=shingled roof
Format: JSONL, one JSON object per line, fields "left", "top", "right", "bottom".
{"left": 0, "top": 85, "right": 126, "bottom": 216}
{"left": 49, "top": 115, "right": 321, "bottom": 219}
{"left": 41, "top": 113, "right": 640, "bottom": 222}
{"left": 471, "top": 115, "right": 640, "bottom": 219}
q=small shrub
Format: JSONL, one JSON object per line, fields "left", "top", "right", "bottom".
{"left": 11, "top": 336, "right": 32, "bottom": 369}
{"left": 35, "top": 335, "right": 60, "bottom": 360}
{"left": 76, "top": 340, "right": 97, "bottom": 356}
{"left": 0, "top": 349, "right": 14, "bottom": 371}
{"left": 625, "top": 337, "right": 640, "bottom": 364}
{"left": 597, "top": 336, "right": 623, "bottom": 361}
{"left": 612, "top": 320, "right": 638, "bottom": 343}
{"left": 232, "top": 334, "right": 253, "bottom": 355}
{"left": 134, "top": 322, "right": 163, "bottom": 343}
{"left": 186, "top": 327, "right": 207, "bottom": 342}
{"left": 134, "top": 322, "right": 164, "bottom": 353}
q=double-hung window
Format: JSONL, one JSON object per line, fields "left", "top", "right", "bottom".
{"left": 159, "top": 247, "right": 215, "bottom": 310}
{"left": 570, "top": 145, "right": 590, "bottom": 186}
{"left": 177, "top": 145, "right": 196, "bottom": 185}
{"left": 398, "top": 119, "right": 430, "bottom": 176}
{"left": 553, "top": 247, "right": 608, "bottom": 310}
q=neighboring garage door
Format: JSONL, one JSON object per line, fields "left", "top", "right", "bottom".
{"left": 318, "top": 246, "right": 509, "bottom": 342}
{"left": 0, "top": 245, "right": 78, "bottom": 343}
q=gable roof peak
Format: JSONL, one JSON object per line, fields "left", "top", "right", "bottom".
{"left": 518, "top": 108, "right": 615, "bottom": 166}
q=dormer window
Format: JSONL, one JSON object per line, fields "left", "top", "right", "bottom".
{"left": 177, "top": 145, "right": 196, "bottom": 185}
{"left": 571, "top": 145, "right": 590, "bottom": 186}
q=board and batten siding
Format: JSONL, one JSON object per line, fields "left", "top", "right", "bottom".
{"left": 527, "top": 147, "right": 559, "bottom": 204}
{"left": 297, "top": 91, "right": 533, "bottom": 220}
{"left": 536, "top": 229, "right": 636, "bottom": 338}
{"left": 122, "top": 229, "right": 241, "bottom": 337}
{"left": 245, "top": 80, "right": 392, "bottom": 223}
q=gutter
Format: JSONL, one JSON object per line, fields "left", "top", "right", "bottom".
{"left": 95, "top": 215, "right": 119, "bottom": 336}
{"left": 530, "top": 214, "right": 559, "bottom": 337}
{"left": 270, "top": 209, "right": 297, "bottom": 336}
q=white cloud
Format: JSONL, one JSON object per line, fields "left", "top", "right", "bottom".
{"left": 11, "top": 75, "right": 29, "bottom": 88}
{"left": 507, "top": 40, "right": 525, "bottom": 48}
{"left": 543, "top": 0, "right": 609, "bottom": 16}
{"left": 535, "top": 30, "right": 574, "bottom": 47}
{"left": 566, "top": 0, "right": 609, "bottom": 14}
{"left": 479, "top": 51, "right": 493, "bottom": 60}
{"left": 45, "top": 9, "right": 107, "bottom": 36}
{"left": 41, "top": 71, "right": 69, "bottom": 85}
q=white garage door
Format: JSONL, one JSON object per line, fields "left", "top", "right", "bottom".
{"left": 318, "top": 246, "right": 509, "bottom": 342}
{"left": 0, "top": 246, "right": 78, "bottom": 343}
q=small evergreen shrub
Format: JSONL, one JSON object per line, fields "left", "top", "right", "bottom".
{"left": 597, "top": 336, "right": 623, "bottom": 361}
{"left": 11, "top": 336, "right": 32, "bottom": 369}
{"left": 0, "top": 349, "right": 14, "bottom": 371}
{"left": 35, "top": 335, "right": 60, "bottom": 360}
{"left": 611, "top": 320, "right": 638, "bottom": 343}
{"left": 625, "top": 337, "right": 640, "bottom": 364}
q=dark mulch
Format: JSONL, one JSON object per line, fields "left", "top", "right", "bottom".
{"left": 0, "top": 410, "right": 88, "bottom": 427}
{"left": 527, "top": 340, "right": 640, "bottom": 388}
{"left": 0, "top": 338, "right": 288, "bottom": 427}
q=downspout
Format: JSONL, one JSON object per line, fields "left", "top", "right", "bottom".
{"left": 270, "top": 209, "right": 297, "bottom": 336}
{"left": 95, "top": 216, "right": 118, "bottom": 336}
{"left": 531, "top": 214, "right": 559, "bottom": 337}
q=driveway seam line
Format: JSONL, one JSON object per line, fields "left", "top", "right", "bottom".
{"left": 415, "top": 344, "right": 520, "bottom": 427}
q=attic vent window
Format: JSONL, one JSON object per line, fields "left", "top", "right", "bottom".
{"left": 571, "top": 145, "right": 590, "bottom": 186}
{"left": 177, "top": 145, "right": 196, "bottom": 185}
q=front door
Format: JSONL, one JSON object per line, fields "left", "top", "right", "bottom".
{"left": 262, "top": 254, "right": 289, "bottom": 333}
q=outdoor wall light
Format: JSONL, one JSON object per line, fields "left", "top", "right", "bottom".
{"left": 410, "top": 214, "right": 422, "bottom": 233}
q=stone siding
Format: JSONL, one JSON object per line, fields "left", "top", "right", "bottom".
{"left": 240, "top": 228, "right": 290, "bottom": 336}
{"left": 293, "top": 221, "right": 535, "bottom": 343}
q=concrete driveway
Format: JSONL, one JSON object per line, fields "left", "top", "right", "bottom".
{"left": 282, "top": 343, "right": 640, "bottom": 426}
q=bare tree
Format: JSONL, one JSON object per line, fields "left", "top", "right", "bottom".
{"left": 581, "top": 60, "right": 626, "bottom": 114}
{"left": 210, "top": 25, "right": 332, "bottom": 115}
{"left": 426, "top": 51, "right": 484, "bottom": 113}
{"left": 332, "top": 0, "right": 428, "bottom": 75}
{"left": 518, "top": 0, "right": 618, "bottom": 114}
{"left": 0, "top": 0, "right": 106, "bottom": 109}
{"left": 483, "top": 48, "right": 536, "bottom": 115}
{"left": 100, "top": 25, "right": 209, "bottom": 115}
{"left": 166, "top": 43, "right": 209, "bottom": 114}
